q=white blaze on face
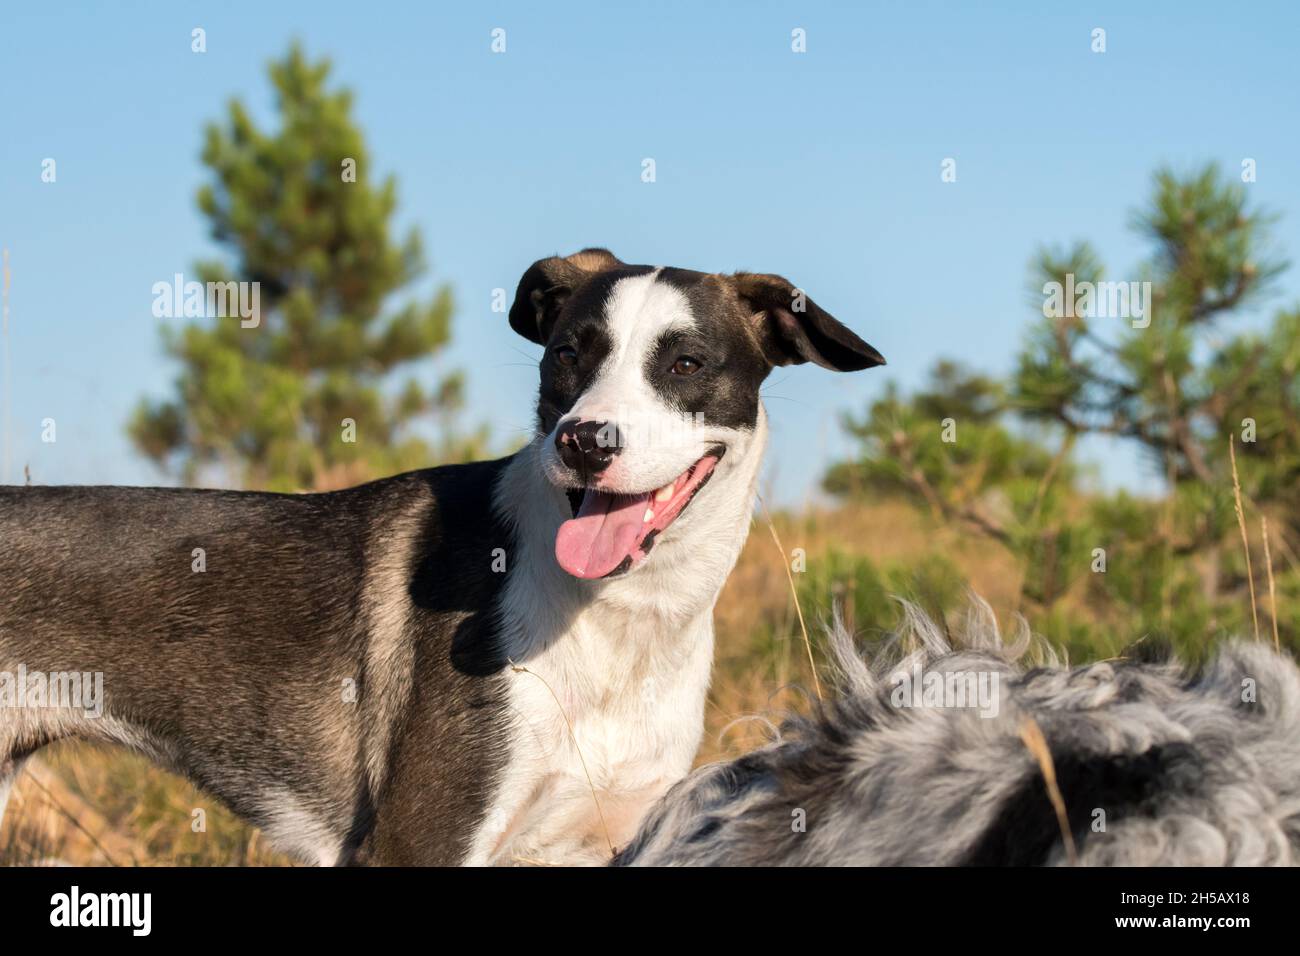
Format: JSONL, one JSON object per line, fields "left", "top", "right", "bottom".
{"left": 562, "top": 270, "right": 707, "bottom": 493}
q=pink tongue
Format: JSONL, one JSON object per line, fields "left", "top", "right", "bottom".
{"left": 555, "top": 490, "right": 652, "bottom": 579}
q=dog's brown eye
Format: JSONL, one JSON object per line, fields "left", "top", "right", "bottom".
{"left": 670, "top": 356, "right": 701, "bottom": 376}
{"left": 554, "top": 345, "right": 578, "bottom": 367}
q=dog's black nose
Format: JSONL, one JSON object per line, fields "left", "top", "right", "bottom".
{"left": 556, "top": 419, "right": 622, "bottom": 476}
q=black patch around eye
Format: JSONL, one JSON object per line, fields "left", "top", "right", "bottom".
{"left": 649, "top": 269, "right": 771, "bottom": 432}
{"left": 645, "top": 331, "right": 765, "bottom": 432}
{"left": 536, "top": 321, "right": 613, "bottom": 435}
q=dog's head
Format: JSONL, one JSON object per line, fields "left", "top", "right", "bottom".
{"left": 509, "top": 248, "right": 884, "bottom": 580}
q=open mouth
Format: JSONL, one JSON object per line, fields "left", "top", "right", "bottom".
{"left": 555, "top": 447, "right": 725, "bottom": 579}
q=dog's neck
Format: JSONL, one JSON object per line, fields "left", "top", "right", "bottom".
{"left": 492, "top": 406, "right": 769, "bottom": 662}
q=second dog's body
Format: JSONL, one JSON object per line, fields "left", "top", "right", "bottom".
{"left": 617, "top": 604, "right": 1300, "bottom": 867}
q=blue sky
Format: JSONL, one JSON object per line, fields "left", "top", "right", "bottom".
{"left": 2, "top": 1, "right": 1298, "bottom": 502}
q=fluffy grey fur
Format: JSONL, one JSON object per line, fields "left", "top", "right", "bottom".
{"left": 615, "top": 600, "right": 1300, "bottom": 866}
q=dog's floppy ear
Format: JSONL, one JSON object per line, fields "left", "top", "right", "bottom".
{"left": 509, "top": 248, "right": 624, "bottom": 344}
{"left": 729, "top": 272, "right": 885, "bottom": 371}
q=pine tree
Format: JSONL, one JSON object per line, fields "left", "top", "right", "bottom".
{"left": 827, "top": 165, "right": 1299, "bottom": 654}
{"left": 130, "top": 45, "right": 481, "bottom": 491}
{"left": 1014, "top": 164, "right": 1286, "bottom": 616}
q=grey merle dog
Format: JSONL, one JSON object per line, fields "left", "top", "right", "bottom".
{"left": 616, "top": 600, "right": 1300, "bottom": 866}
{"left": 0, "top": 248, "right": 884, "bottom": 865}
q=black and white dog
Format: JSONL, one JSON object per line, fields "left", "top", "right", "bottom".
{"left": 0, "top": 248, "right": 883, "bottom": 865}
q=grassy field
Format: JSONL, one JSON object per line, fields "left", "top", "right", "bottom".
{"left": 0, "top": 497, "right": 1233, "bottom": 866}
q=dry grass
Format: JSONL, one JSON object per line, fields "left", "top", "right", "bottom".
{"left": 1017, "top": 716, "right": 1078, "bottom": 866}
{"left": 1, "top": 743, "right": 290, "bottom": 867}
{"left": 1229, "top": 436, "right": 1260, "bottom": 641}
{"left": 758, "top": 498, "right": 822, "bottom": 701}
{"left": 1263, "top": 517, "right": 1281, "bottom": 652}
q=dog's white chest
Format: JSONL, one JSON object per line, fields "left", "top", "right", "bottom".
{"left": 467, "top": 611, "right": 714, "bottom": 866}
